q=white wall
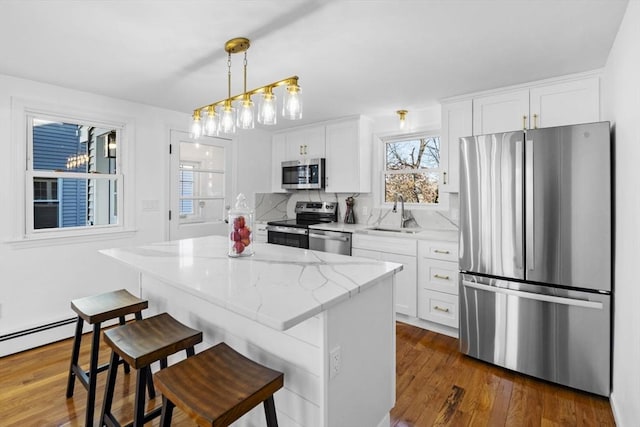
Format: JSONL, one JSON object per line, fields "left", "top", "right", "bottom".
{"left": 601, "top": 1, "right": 640, "bottom": 425}
{"left": 0, "top": 74, "right": 189, "bottom": 355}
{"left": 234, "top": 128, "right": 274, "bottom": 208}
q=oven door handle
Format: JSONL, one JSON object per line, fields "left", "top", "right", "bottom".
{"left": 266, "top": 226, "right": 308, "bottom": 235}
{"left": 309, "top": 232, "right": 350, "bottom": 242}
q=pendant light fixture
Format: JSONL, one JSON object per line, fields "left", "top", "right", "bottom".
{"left": 397, "top": 110, "right": 408, "bottom": 130}
{"left": 190, "top": 37, "right": 302, "bottom": 138}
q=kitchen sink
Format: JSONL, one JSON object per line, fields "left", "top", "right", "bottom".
{"left": 364, "top": 226, "right": 422, "bottom": 234}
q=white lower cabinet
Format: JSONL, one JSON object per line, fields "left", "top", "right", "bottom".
{"left": 352, "top": 234, "right": 459, "bottom": 336}
{"left": 417, "top": 240, "right": 459, "bottom": 332}
{"left": 254, "top": 222, "right": 268, "bottom": 243}
{"left": 419, "top": 290, "right": 458, "bottom": 328}
{"left": 352, "top": 234, "right": 417, "bottom": 317}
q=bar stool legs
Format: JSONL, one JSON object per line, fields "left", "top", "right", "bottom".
{"left": 65, "top": 289, "right": 149, "bottom": 427}
{"left": 100, "top": 313, "right": 202, "bottom": 427}
{"left": 264, "top": 396, "right": 278, "bottom": 426}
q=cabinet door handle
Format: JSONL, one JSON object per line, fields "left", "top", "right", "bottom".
{"left": 433, "top": 249, "right": 450, "bottom": 254}
{"left": 533, "top": 114, "right": 538, "bottom": 129}
{"left": 433, "top": 274, "right": 450, "bottom": 280}
{"left": 304, "top": 144, "right": 308, "bottom": 155}
{"left": 434, "top": 305, "right": 450, "bottom": 313}
{"left": 443, "top": 171, "right": 447, "bottom": 185}
{"left": 523, "top": 115, "right": 528, "bottom": 130}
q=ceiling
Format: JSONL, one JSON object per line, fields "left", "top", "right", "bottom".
{"left": 0, "top": 0, "right": 629, "bottom": 129}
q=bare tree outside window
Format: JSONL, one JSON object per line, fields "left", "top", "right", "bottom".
{"left": 384, "top": 136, "right": 440, "bottom": 204}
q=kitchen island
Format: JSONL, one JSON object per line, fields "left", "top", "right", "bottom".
{"left": 100, "top": 235, "right": 402, "bottom": 427}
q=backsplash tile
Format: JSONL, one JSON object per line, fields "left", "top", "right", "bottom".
{"left": 254, "top": 193, "right": 291, "bottom": 221}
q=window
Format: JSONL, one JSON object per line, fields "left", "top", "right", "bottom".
{"left": 179, "top": 163, "right": 195, "bottom": 217}
{"left": 176, "top": 141, "right": 226, "bottom": 224}
{"left": 383, "top": 133, "right": 441, "bottom": 205}
{"left": 26, "top": 114, "right": 123, "bottom": 235}
{"left": 33, "top": 178, "right": 59, "bottom": 229}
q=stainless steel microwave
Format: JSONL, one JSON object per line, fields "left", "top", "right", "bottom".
{"left": 281, "top": 158, "right": 325, "bottom": 190}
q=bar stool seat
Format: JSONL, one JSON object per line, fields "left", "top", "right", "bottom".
{"left": 66, "top": 289, "right": 149, "bottom": 427}
{"left": 101, "top": 312, "right": 203, "bottom": 427}
{"left": 154, "top": 342, "right": 284, "bottom": 427}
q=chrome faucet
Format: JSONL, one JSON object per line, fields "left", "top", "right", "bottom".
{"left": 392, "top": 193, "right": 410, "bottom": 228}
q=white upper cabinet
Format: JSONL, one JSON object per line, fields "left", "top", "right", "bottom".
{"left": 325, "top": 117, "right": 373, "bottom": 193}
{"left": 440, "top": 99, "right": 472, "bottom": 193}
{"left": 473, "top": 89, "right": 530, "bottom": 135}
{"left": 441, "top": 73, "right": 601, "bottom": 194}
{"left": 529, "top": 77, "right": 600, "bottom": 129}
{"left": 472, "top": 75, "right": 600, "bottom": 136}
{"left": 271, "top": 116, "right": 373, "bottom": 194}
{"left": 284, "top": 126, "right": 325, "bottom": 160}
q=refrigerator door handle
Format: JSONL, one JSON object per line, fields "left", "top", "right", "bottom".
{"left": 525, "top": 138, "right": 535, "bottom": 272}
{"left": 461, "top": 280, "right": 604, "bottom": 310}
{"left": 515, "top": 139, "right": 524, "bottom": 272}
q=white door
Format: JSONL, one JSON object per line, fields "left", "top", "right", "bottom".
{"left": 169, "top": 130, "right": 233, "bottom": 240}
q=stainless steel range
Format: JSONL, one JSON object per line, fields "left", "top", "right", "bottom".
{"left": 266, "top": 201, "right": 337, "bottom": 249}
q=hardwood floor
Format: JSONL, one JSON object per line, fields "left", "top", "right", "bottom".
{"left": 0, "top": 322, "right": 615, "bottom": 426}
{"left": 390, "top": 322, "right": 615, "bottom": 426}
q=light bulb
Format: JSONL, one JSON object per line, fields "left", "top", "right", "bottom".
{"left": 258, "top": 92, "right": 277, "bottom": 125}
{"left": 283, "top": 84, "right": 302, "bottom": 120}
{"left": 396, "top": 110, "right": 408, "bottom": 131}
{"left": 219, "top": 104, "right": 236, "bottom": 134}
{"left": 190, "top": 115, "right": 202, "bottom": 139}
{"left": 205, "top": 106, "right": 218, "bottom": 136}
{"left": 237, "top": 98, "right": 255, "bottom": 129}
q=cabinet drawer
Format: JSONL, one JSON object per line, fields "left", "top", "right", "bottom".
{"left": 418, "top": 290, "right": 458, "bottom": 328}
{"left": 420, "top": 259, "right": 458, "bottom": 295}
{"left": 352, "top": 234, "right": 417, "bottom": 256}
{"left": 419, "top": 240, "right": 458, "bottom": 262}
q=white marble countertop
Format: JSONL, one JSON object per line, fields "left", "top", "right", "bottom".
{"left": 309, "top": 222, "right": 458, "bottom": 242}
{"left": 100, "top": 236, "right": 402, "bottom": 331}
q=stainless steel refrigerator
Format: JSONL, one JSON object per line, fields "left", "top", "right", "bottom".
{"left": 458, "top": 122, "right": 611, "bottom": 396}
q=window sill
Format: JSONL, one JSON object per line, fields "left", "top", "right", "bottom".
{"left": 5, "top": 228, "right": 138, "bottom": 249}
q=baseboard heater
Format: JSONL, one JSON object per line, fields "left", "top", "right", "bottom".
{"left": 0, "top": 317, "right": 76, "bottom": 342}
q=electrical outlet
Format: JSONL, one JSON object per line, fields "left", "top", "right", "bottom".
{"left": 362, "top": 206, "right": 369, "bottom": 216}
{"left": 329, "top": 346, "right": 341, "bottom": 379}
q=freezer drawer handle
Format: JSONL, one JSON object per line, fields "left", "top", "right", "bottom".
{"left": 434, "top": 305, "right": 450, "bottom": 313}
{"left": 433, "top": 249, "right": 450, "bottom": 254}
{"left": 308, "top": 233, "right": 349, "bottom": 242}
{"left": 433, "top": 274, "right": 450, "bottom": 280}
{"left": 462, "top": 280, "right": 604, "bottom": 310}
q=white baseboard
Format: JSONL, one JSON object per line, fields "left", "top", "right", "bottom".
{"left": 0, "top": 317, "right": 120, "bottom": 357}
{"left": 610, "top": 392, "right": 622, "bottom": 427}
{"left": 396, "top": 314, "right": 459, "bottom": 338}
{"left": 0, "top": 322, "right": 76, "bottom": 357}
{"left": 376, "top": 413, "right": 390, "bottom": 427}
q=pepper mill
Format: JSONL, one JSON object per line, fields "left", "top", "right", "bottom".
{"left": 344, "top": 196, "right": 356, "bottom": 224}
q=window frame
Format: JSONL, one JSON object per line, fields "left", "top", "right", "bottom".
{"left": 10, "top": 97, "right": 136, "bottom": 245}
{"left": 378, "top": 129, "right": 449, "bottom": 211}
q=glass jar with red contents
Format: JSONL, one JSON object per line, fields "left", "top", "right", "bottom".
{"left": 228, "top": 193, "right": 254, "bottom": 257}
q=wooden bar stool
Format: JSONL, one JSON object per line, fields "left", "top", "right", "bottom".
{"left": 66, "top": 288, "right": 150, "bottom": 427}
{"left": 100, "top": 312, "right": 203, "bottom": 427}
{"left": 154, "top": 342, "right": 284, "bottom": 427}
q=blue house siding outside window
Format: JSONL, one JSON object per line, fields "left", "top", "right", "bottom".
{"left": 32, "top": 123, "right": 87, "bottom": 228}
